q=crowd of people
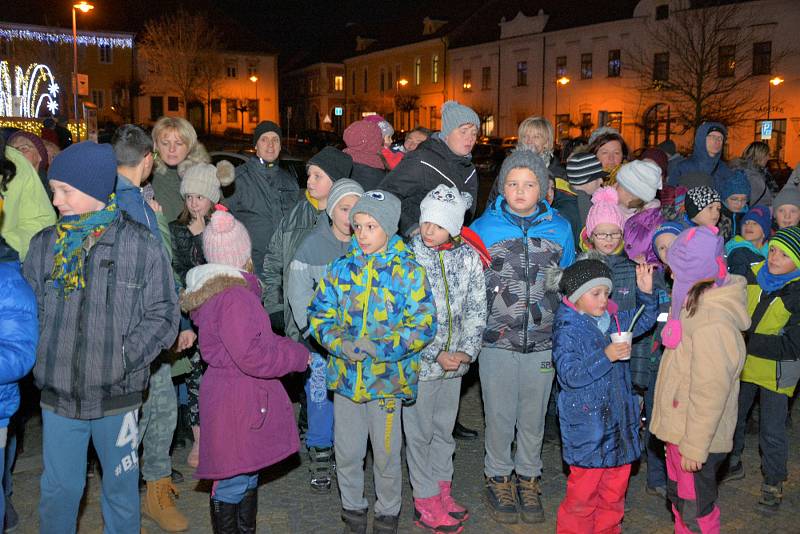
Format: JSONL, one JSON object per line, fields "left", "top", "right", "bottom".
{"left": 0, "top": 100, "right": 799, "bottom": 534}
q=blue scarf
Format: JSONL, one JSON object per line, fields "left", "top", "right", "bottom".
{"left": 592, "top": 311, "right": 612, "bottom": 334}
{"left": 757, "top": 265, "right": 800, "bottom": 294}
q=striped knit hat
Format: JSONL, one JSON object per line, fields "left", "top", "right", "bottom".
{"left": 566, "top": 152, "right": 608, "bottom": 185}
{"left": 771, "top": 227, "right": 800, "bottom": 269}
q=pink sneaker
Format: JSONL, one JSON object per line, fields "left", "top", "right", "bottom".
{"left": 438, "top": 481, "right": 469, "bottom": 521}
{"left": 414, "top": 495, "right": 463, "bottom": 533}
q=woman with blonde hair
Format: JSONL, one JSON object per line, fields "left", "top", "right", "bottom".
{"left": 732, "top": 141, "right": 779, "bottom": 207}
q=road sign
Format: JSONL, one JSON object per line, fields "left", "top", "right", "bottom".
{"left": 761, "top": 120, "right": 773, "bottom": 140}
{"left": 334, "top": 106, "right": 343, "bottom": 116}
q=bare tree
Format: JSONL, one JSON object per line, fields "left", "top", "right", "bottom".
{"left": 138, "top": 10, "right": 224, "bottom": 121}
{"left": 626, "top": 2, "right": 791, "bottom": 135}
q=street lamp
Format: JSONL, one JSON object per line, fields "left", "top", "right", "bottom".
{"left": 249, "top": 75, "right": 258, "bottom": 125}
{"left": 72, "top": 1, "right": 94, "bottom": 142}
{"left": 767, "top": 76, "right": 784, "bottom": 120}
{"left": 554, "top": 76, "right": 570, "bottom": 140}
{"left": 395, "top": 78, "right": 409, "bottom": 130}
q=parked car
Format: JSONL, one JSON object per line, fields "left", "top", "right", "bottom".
{"left": 767, "top": 158, "right": 793, "bottom": 188}
{"left": 209, "top": 150, "right": 309, "bottom": 189}
{"left": 501, "top": 136, "right": 518, "bottom": 150}
{"left": 472, "top": 143, "right": 506, "bottom": 176}
{"left": 479, "top": 136, "right": 503, "bottom": 147}
{"left": 295, "top": 130, "right": 344, "bottom": 153}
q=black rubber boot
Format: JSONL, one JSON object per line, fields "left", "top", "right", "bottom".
{"left": 341, "top": 508, "right": 368, "bottom": 534}
{"left": 237, "top": 488, "right": 258, "bottom": 533}
{"left": 210, "top": 498, "right": 238, "bottom": 534}
{"left": 373, "top": 514, "right": 399, "bottom": 534}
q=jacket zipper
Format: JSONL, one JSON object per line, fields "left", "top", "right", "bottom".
{"left": 355, "top": 257, "right": 374, "bottom": 400}
{"left": 521, "top": 222, "right": 530, "bottom": 350}
{"left": 438, "top": 251, "right": 453, "bottom": 351}
{"left": 73, "top": 247, "right": 92, "bottom": 418}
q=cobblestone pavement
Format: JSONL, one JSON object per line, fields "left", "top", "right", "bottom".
{"left": 10, "top": 372, "right": 800, "bottom": 533}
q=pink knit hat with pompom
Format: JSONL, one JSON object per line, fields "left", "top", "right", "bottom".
{"left": 202, "top": 206, "right": 252, "bottom": 269}
{"left": 585, "top": 186, "right": 625, "bottom": 236}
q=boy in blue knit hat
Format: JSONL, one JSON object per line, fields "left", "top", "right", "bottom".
{"left": 22, "top": 142, "right": 180, "bottom": 533}
{"left": 725, "top": 205, "right": 771, "bottom": 276}
{"left": 718, "top": 169, "right": 751, "bottom": 241}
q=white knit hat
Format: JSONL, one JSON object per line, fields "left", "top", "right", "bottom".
{"left": 179, "top": 161, "right": 234, "bottom": 204}
{"left": 419, "top": 184, "right": 473, "bottom": 237}
{"left": 616, "top": 160, "right": 663, "bottom": 202}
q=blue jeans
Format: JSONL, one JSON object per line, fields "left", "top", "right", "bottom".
{"left": 40, "top": 409, "right": 141, "bottom": 534}
{"left": 304, "top": 353, "right": 334, "bottom": 448}
{"left": 212, "top": 473, "right": 258, "bottom": 504}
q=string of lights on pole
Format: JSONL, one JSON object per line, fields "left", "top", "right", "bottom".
{"left": 0, "top": 28, "right": 133, "bottom": 48}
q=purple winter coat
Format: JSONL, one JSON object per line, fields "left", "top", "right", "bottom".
{"left": 182, "top": 268, "right": 309, "bottom": 480}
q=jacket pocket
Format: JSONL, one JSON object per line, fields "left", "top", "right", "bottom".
{"left": 777, "top": 360, "right": 800, "bottom": 390}
{"left": 250, "top": 386, "right": 269, "bottom": 430}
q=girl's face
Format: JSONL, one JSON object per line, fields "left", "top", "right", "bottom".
{"left": 767, "top": 245, "right": 798, "bottom": 275}
{"left": 306, "top": 165, "right": 334, "bottom": 202}
{"left": 654, "top": 233, "right": 676, "bottom": 264}
{"left": 692, "top": 202, "right": 722, "bottom": 227}
{"left": 157, "top": 129, "right": 190, "bottom": 167}
{"left": 331, "top": 195, "right": 358, "bottom": 241}
{"left": 185, "top": 194, "right": 212, "bottom": 218}
{"left": 590, "top": 223, "right": 623, "bottom": 255}
{"left": 503, "top": 168, "right": 540, "bottom": 216}
{"left": 420, "top": 222, "right": 451, "bottom": 248}
{"left": 576, "top": 285, "right": 611, "bottom": 317}
{"left": 595, "top": 140, "right": 623, "bottom": 169}
{"left": 50, "top": 179, "right": 105, "bottom": 216}
{"left": 741, "top": 220, "right": 765, "bottom": 245}
{"left": 353, "top": 212, "right": 388, "bottom": 254}
{"left": 725, "top": 194, "right": 748, "bottom": 214}
{"left": 775, "top": 204, "right": 800, "bottom": 229}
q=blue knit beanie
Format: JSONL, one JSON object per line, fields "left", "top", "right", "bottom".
{"left": 718, "top": 169, "right": 751, "bottom": 203}
{"left": 741, "top": 205, "right": 772, "bottom": 239}
{"left": 441, "top": 100, "right": 480, "bottom": 137}
{"left": 48, "top": 141, "right": 117, "bottom": 202}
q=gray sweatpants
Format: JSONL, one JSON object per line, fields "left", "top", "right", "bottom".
{"left": 403, "top": 377, "right": 461, "bottom": 499}
{"left": 139, "top": 359, "right": 176, "bottom": 481}
{"left": 480, "top": 347, "right": 553, "bottom": 478}
{"left": 334, "top": 394, "right": 403, "bottom": 516}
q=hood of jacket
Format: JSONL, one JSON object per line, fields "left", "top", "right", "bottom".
{"left": 181, "top": 264, "right": 259, "bottom": 312}
{"left": 682, "top": 274, "right": 750, "bottom": 336}
{"left": 690, "top": 122, "right": 727, "bottom": 174}
{"left": 725, "top": 235, "right": 768, "bottom": 257}
{"left": 0, "top": 235, "right": 19, "bottom": 263}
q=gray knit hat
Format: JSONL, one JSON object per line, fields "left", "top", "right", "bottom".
{"left": 441, "top": 100, "right": 480, "bottom": 137}
{"left": 180, "top": 162, "right": 227, "bottom": 203}
{"left": 496, "top": 149, "right": 549, "bottom": 201}
{"left": 774, "top": 186, "right": 800, "bottom": 211}
{"left": 349, "top": 190, "right": 401, "bottom": 237}
{"left": 326, "top": 178, "right": 364, "bottom": 218}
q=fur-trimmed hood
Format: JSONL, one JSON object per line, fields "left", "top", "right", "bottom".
{"left": 180, "top": 263, "right": 249, "bottom": 312}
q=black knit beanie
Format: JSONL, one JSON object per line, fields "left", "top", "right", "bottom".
{"left": 685, "top": 186, "right": 721, "bottom": 220}
{"left": 559, "top": 259, "right": 613, "bottom": 303}
{"left": 253, "top": 121, "right": 282, "bottom": 146}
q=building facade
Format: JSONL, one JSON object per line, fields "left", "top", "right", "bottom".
{"left": 136, "top": 50, "right": 279, "bottom": 136}
{"left": 281, "top": 62, "right": 346, "bottom": 135}
{"left": 448, "top": 0, "right": 800, "bottom": 164}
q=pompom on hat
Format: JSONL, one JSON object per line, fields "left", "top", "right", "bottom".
{"left": 202, "top": 206, "right": 252, "bottom": 269}
{"left": 585, "top": 186, "right": 624, "bottom": 236}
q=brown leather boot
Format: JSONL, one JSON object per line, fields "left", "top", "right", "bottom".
{"left": 143, "top": 477, "right": 189, "bottom": 531}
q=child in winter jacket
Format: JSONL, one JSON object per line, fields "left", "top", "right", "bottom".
{"left": 551, "top": 257, "right": 657, "bottom": 533}
{"left": 725, "top": 205, "right": 770, "bottom": 277}
{"left": 650, "top": 226, "right": 750, "bottom": 534}
{"left": 772, "top": 186, "right": 800, "bottom": 230}
{"left": 23, "top": 142, "right": 180, "bottom": 534}
{"left": 470, "top": 150, "right": 575, "bottom": 525}
{"left": 717, "top": 169, "right": 751, "bottom": 241}
{"left": 286, "top": 178, "right": 364, "bottom": 493}
{"left": 405, "top": 185, "right": 487, "bottom": 533}
{"left": 726, "top": 227, "right": 800, "bottom": 509}
{"left": 308, "top": 190, "right": 436, "bottom": 534}
{"left": 682, "top": 186, "right": 722, "bottom": 228}
{"left": 180, "top": 209, "right": 309, "bottom": 531}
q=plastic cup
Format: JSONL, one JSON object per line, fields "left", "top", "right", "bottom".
{"left": 610, "top": 331, "right": 633, "bottom": 361}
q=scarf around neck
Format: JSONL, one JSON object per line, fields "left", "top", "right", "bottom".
{"left": 52, "top": 194, "right": 119, "bottom": 295}
{"left": 757, "top": 265, "right": 800, "bottom": 294}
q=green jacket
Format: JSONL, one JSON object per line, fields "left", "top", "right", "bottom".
{"left": 262, "top": 192, "right": 323, "bottom": 340}
{"left": 741, "top": 262, "right": 800, "bottom": 396}
{"left": 0, "top": 147, "right": 56, "bottom": 260}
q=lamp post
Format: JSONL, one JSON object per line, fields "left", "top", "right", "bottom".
{"left": 395, "top": 77, "right": 408, "bottom": 130}
{"left": 554, "top": 76, "right": 570, "bottom": 140}
{"left": 250, "top": 75, "right": 258, "bottom": 127}
{"left": 767, "top": 76, "right": 784, "bottom": 120}
{"left": 72, "top": 1, "right": 94, "bottom": 142}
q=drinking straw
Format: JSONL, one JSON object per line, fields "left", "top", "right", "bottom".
{"left": 614, "top": 314, "right": 622, "bottom": 335}
{"left": 627, "top": 305, "right": 647, "bottom": 334}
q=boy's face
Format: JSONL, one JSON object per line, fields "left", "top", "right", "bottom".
{"left": 692, "top": 201, "right": 721, "bottom": 227}
{"left": 775, "top": 204, "right": 800, "bottom": 229}
{"left": 767, "top": 245, "right": 798, "bottom": 275}
{"left": 742, "top": 220, "right": 765, "bottom": 244}
{"left": 306, "top": 165, "right": 334, "bottom": 202}
{"left": 591, "top": 223, "right": 623, "bottom": 255}
{"left": 575, "top": 286, "right": 610, "bottom": 317}
{"left": 654, "top": 233, "right": 676, "bottom": 264}
{"left": 353, "top": 212, "right": 388, "bottom": 255}
{"left": 331, "top": 195, "right": 358, "bottom": 240}
{"left": 725, "top": 194, "right": 748, "bottom": 213}
{"left": 503, "top": 167, "right": 540, "bottom": 216}
{"left": 420, "top": 222, "right": 451, "bottom": 248}
{"left": 50, "top": 179, "right": 105, "bottom": 216}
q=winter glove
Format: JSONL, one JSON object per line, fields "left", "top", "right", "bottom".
{"left": 269, "top": 311, "right": 285, "bottom": 334}
{"left": 354, "top": 337, "right": 378, "bottom": 358}
{"left": 341, "top": 340, "right": 365, "bottom": 362}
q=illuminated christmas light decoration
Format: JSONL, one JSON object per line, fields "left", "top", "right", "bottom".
{"left": 0, "top": 118, "right": 86, "bottom": 138}
{"left": 0, "top": 61, "right": 60, "bottom": 118}
{"left": 0, "top": 28, "right": 133, "bottom": 48}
